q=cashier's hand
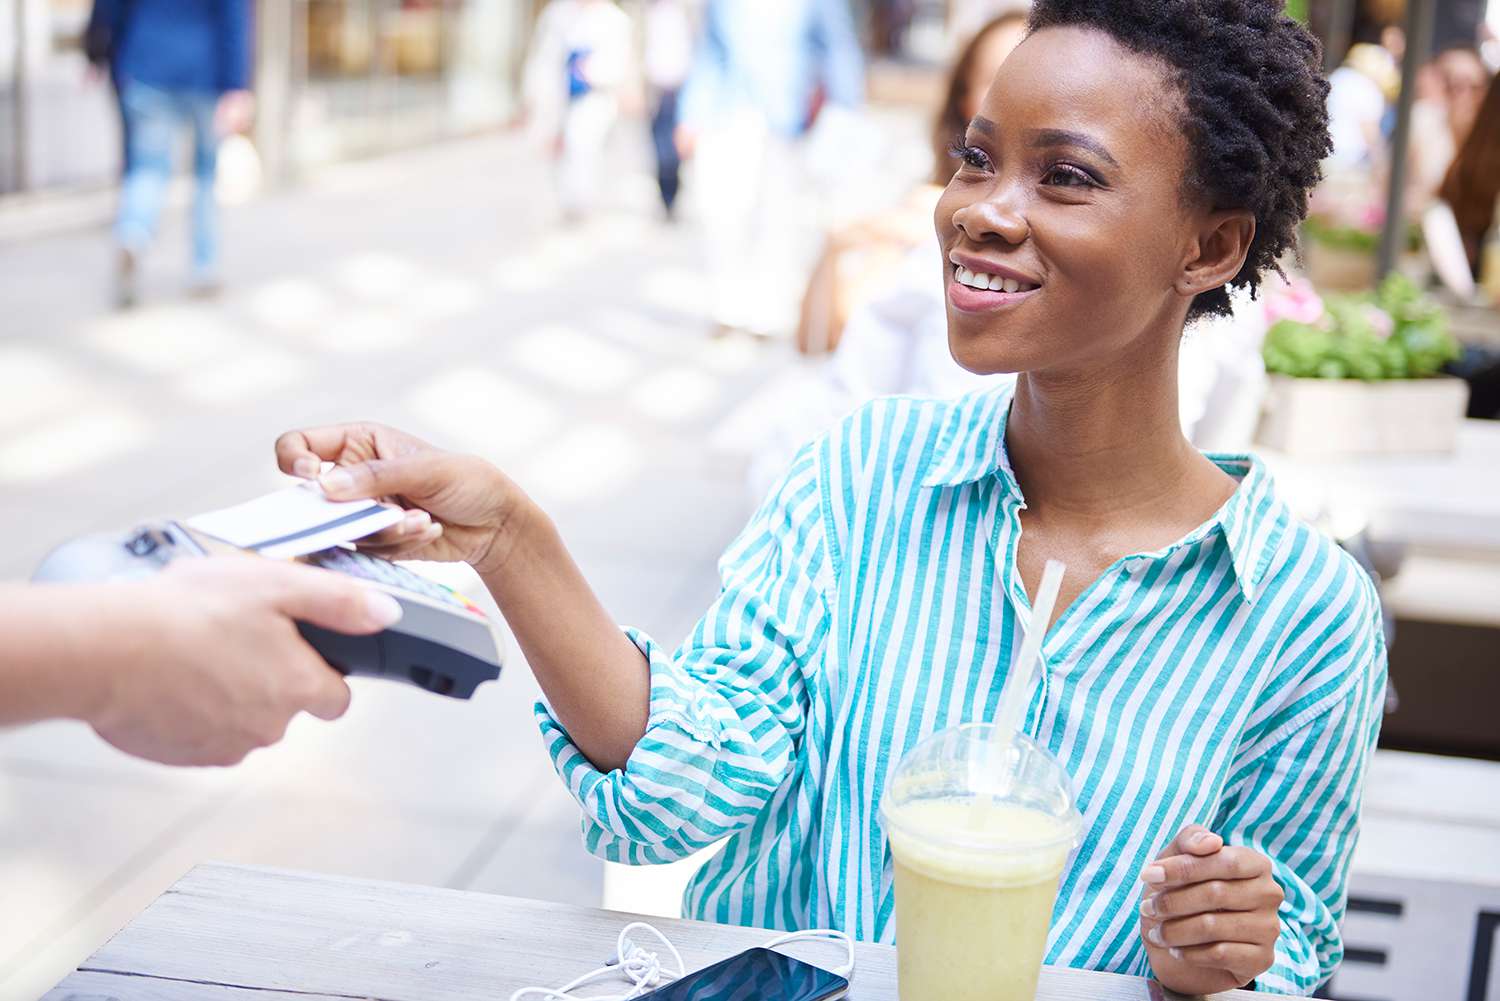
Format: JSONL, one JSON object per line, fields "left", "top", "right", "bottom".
{"left": 274, "top": 423, "right": 524, "bottom": 575}
{"left": 86, "top": 558, "right": 402, "bottom": 767}
{"left": 1138, "top": 824, "right": 1284, "bottom": 995}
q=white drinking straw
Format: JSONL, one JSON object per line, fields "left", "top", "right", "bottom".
{"left": 993, "top": 559, "right": 1067, "bottom": 743}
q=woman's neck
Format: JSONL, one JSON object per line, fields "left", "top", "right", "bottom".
{"left": 1005, "top": 335, "right": 1222, "bottom": 522}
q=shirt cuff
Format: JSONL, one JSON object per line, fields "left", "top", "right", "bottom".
{"left": 534, "top": 627, "right": 794, "bottom": 863}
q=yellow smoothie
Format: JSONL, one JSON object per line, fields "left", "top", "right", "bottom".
{"left": 886, "top": 798, "right": 1072, "bottom": 1001}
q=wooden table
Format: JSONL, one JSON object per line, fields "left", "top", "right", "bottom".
{"left": 44, "top": 862, "right": 1280, "bottom": 1001}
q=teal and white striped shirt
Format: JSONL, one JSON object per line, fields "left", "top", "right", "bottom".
{"left": 537, "top": 386, "right": 1386, "bottom": 995}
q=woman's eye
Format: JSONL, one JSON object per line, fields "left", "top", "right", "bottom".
{"left": 1042, "top": 164, "right": 1097, "bottom": 188}
{"left": 950, "top": 143, "right": 993, "bottom": 172}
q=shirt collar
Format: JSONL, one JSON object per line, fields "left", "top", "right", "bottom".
{"left": 918, "top": 387, "right": 1019, "bottom": 491}
{"left": 1201, "top": 453, "right": 1285, "bottom": 602}
{"left": 919, "top": 389, "right": 1284, "bottom": 602}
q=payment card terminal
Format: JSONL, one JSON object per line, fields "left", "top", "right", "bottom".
{"left": 32, "top": 519, "right": 503, "bottom": 700}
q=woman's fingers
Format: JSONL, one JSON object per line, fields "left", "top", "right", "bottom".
{"left": 275, "top": 423, "right": 431, "bottom": 479}
{"left": 318, "top": 452, "right": 454, "bottom": 504}
{"left": 1165, "top": 824, "right": 1223, "bottom": 858}
{"left": 275, "top": 426, "right": 365, "bottom": 477}
{"left": 1144, "top": 844, "right": 1270, "bottom": 889}
{"left": 1164, "top": 940, "right": 1272, "bottom": 982}
{"left": 1142, "top": 877, "right": 1282, "bottom": 920}
{"left": 354, "top": 523, "right": 444, "bottom": 560}
{"left": 355, "top": 509, "right": 433, "bottom": 548}
{"left": 1147, "top": 909, "right": 1279, "bottom": 950}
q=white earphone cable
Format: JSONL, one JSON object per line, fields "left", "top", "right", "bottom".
{"left": 509, "top": 922, "right": 854, "bottom": 1001}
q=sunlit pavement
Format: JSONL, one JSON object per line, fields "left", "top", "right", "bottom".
{"left": 0, "top": 116, "right": 925, "bottom": 999}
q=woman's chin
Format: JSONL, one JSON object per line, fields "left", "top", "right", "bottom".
{"left": 947, "top": 335, "right": 1032, "bottom": 377}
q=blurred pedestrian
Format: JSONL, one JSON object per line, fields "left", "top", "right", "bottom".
{"left": 677, "top": 0, "right": 865, "bottom": 337}
{"left": 645, "top": 0, "right": 696, "bottom": 220}
{"left": 83, "top": 1, "right": 129, "bottom": 176}
{"left": 522, "top": 0, "right": 636, "bottom": 221}
{"left": 92, "top": 0, "right": 254, "bottom": 308}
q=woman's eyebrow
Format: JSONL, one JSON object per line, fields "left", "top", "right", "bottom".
{"left": 967, "top": 116, "right": 997, "bottom": 137}
{"left": 1028, "top": 128, "right": 1119, "bottom": 167}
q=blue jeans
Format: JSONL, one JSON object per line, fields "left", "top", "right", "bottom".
{"left": 115, "top": 81, "right": 220, "bottom": 276}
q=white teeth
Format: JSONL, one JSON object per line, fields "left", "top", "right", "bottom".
{"left": 954, "top": 262, "right": 1037, "bottom": 293}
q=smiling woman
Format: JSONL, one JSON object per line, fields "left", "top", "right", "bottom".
{"left": 271, "top": 0, "right": 1382, "bottom": 997}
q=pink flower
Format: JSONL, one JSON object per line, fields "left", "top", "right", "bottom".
{"left": 1264, "top": 275, "right": 1325, "bottom": 326}
{"left": 1358, "top": 203, "right": 1387, "bottom": 231}
{"left": 1362, "top": 304, "right": 1394, "bottom": 339}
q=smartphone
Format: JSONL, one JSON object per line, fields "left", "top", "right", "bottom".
{"left": 637, "top": 948, "right": 849, "bottom": 1001}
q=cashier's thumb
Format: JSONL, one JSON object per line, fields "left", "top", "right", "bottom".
{"left": 272, "top": 563, "right": 405, "bottom": 635}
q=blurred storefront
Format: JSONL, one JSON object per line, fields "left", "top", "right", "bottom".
{"left": 256, "top": 0, "right": 536, "bottom": 181}
{"left": 0, "top": 0, "right": 537, "bottom": 199}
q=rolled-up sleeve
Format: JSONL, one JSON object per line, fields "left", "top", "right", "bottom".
{"left": 1214, "top": 575, "right": 1388, "bottom": 995}
{"left": 535, "top": 441, "right": 833, "bottom": 865}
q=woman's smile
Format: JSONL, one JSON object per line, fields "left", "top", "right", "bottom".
{"left": 947, "top": 250, "right": 1042, "bottom": 312}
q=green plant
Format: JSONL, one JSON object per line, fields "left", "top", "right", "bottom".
{"left": 1302, "top": 216, "right": 1379, "bottom": 254}
{"left": 1262, "top": 273, "right": 1461, "bottom": 380}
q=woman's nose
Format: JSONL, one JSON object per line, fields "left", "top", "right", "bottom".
{"left": 953, "top": 187, "right": 1029, "bottom": 246}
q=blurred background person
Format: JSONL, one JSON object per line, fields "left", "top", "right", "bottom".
{"left": 83, "top": 0, "right": 130, "bottom": 178}
{"left": 796, "top": 11, "right": 1027, "bottom": 356}
{"left": 1440, "top": 69, "right": 1500, "bottom": 281}
{"left": 92, "top": 0, "right": 255, "bottom": 308}
{"left": 1405, "top": 46, "right": 1491, "bottom": 215}
{"left": 676, "top": 0, "right": 865, "bottom": 338}
{"left": 645, "top": 0, "right": 697, "bottom": 221}
{"left": 521, "top": 0, "right": 636, "bottom": 222}
{"left": 870, "top": 0, "right": 917, "bottom": 55}
{"left": 1326, "top": 22, "right": 1404, "bottom": 170}
{"left": 1437, "top": 46, "right": 1493, "bottom": 148}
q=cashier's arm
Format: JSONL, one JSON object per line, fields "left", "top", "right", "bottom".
{"left": 0, "top": 558, "right": 402, "bottom": 766}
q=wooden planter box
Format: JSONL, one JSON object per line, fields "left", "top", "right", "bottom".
{"left": 1257, "top": 374, "right": 1470, "bottom": 456}
{"left": 1303, "top": 240, "right": 1378, "bottom": 292}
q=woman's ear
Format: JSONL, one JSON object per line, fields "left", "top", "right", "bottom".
{"left": 1177, "top": 210, "right": 1255, "bottom": 298}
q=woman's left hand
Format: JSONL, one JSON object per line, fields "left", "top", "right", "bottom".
{"left": 1138, "top": 824, "right": 1285, "bottom": 995}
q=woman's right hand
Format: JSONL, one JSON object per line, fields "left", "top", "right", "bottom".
{"left": 274, "top": 423, "right": 528, "bottom": 575}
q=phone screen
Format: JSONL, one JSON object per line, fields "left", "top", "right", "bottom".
{"left": 639, "top": 948, "right": 849, "bottom": 1001}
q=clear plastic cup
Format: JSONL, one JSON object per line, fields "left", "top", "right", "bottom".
{"left": 881, "top": 723, "right": 1083, "bottom": 1001}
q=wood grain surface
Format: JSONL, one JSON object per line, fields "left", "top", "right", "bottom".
{"left": 43, "top": 862, "right": 1280, "bottom": 1001}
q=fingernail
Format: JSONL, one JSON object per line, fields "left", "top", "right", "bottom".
{"left": 1140, "top": 896, "right": 1157, "bottom": 918}
{"left": 320, "top": 469, "right": 354, "bottom": 496}
{"left": 423, "top": 523, "right": 444, "bottom": 541}
{"left": 293, "top": 457, "right": 321, "bottom": 479}
{"left": 1169, "top": 948, "right": 1183, "bottom": 960}
{"left": 402, "top": 510, "right": 431, "bottom": 532}
{"left": 1192, "top": 831, "right": 1215, "bottom": 847}
{"left": 1143, "top": 865, "right": 1166, "bottom": 884}
{"left": 1148, "top": 925, "right": 1166, "bottom": 947}
{"left": 364, "top": 590, "right": 403, "bottom": 627}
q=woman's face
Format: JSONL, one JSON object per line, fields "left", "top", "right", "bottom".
{"left": 936, "top": 26, "right": 1207, "bottom": 376}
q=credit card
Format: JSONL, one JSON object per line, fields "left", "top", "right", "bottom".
{"left": 186, "top": 482, "right": 405, "bottom": 559}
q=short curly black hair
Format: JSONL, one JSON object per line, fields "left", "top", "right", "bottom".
{"left": 1027, "top": 0, "right": 1331, "bottom": 319}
